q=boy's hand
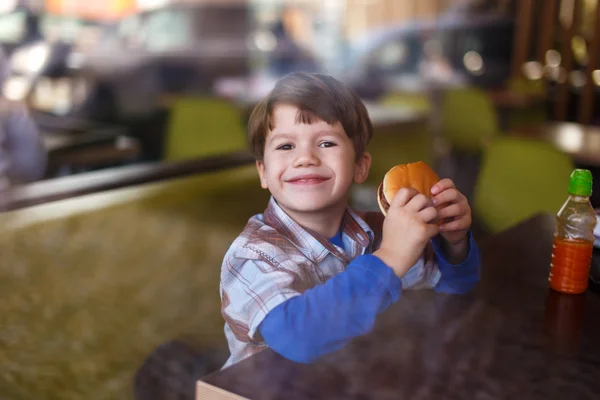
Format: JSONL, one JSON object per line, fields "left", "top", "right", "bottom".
{"left": 374, "top": 188, "right": 439, "bottom": 278}
{"left": 431, "top": 179, "right": 472, "bottom": 261}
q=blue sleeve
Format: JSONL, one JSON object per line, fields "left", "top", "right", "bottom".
{"left": 432, "top": 232, "right": 480, "bottom": 294}
{"left": 259, "top": 254, "right": 401, "bottom": 363}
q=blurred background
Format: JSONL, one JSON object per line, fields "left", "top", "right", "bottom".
{"left": 2, "top": 0, "right": 600, "bottom": 399}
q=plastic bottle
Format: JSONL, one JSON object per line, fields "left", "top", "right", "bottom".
{"left": 549, "top": 169, "right": 597, "bottom": 294}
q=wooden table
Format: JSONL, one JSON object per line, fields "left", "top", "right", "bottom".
{"left": 201, "top": 214, "right": 600, "bottom": 399}
{"left": 513, "top": 122, "right": 600, "bottom": 167}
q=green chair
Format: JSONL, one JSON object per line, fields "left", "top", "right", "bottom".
{"left": 441, "top": 87, "right": 499, "bottom": 153}
{"left": 164, "top": 97, "right": 248, "bottom": 161}
{"left": 473, "top": 137, "right": 574, "bottom": 234}
{"left": 507, "top": 76, "right": 547, "bottom": 129}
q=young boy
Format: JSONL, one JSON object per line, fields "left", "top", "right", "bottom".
{"left": 220, "top": 72, "right": 479, "bottom": 368}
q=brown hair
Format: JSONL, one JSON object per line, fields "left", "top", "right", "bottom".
{"left": 247, "top": 72, "right": 373, "bottom": 161}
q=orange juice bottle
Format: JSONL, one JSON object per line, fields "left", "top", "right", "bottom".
{"left": 549, "top": 169, "right": 597, "bottom": 294}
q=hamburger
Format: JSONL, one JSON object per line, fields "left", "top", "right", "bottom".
{"left": 377, "top": 161, "right": 440, "bottom": 216}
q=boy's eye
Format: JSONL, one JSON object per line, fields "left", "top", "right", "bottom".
{"left": 319, "top": 141, "right": 337, "bottom": 148}
{"left": 276, "top": 144, "right": 293, "bottom": 151}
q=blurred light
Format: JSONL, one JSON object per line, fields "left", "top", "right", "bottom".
{"left": 569, "top": 70, "right": 587, "bottom": 88}
{"left": 253, "top": 31, "right": 277, "bottom": 52}
{"left": 550, "top": 66, "right": 568, "bottom": 83}
{"left": 11, "top": 42, "right": 50, "bottom": 74}
{"left": 31, "top": 77, "right": 76, "bottom": 115}
{"left": 572, "top": 35, "right": 588, "bottom": 65}
{"left": 556, "top": 125, "right": 584, "bottom": 152}
{"left": 378, "top": 42, "right": 407, "bottom": 68}
{"left": 136, "top": 0, "right": 168, "bottom": 11}
{"left": 2, "top": 76, "right": 29, "bottom": 101}
{"left": 463, "top": 51, "right": 484, "bottom": 75}
{"left": 592, "top": 69, "right": 600, "bottom": 86}
{"left": 559, "top": 0, "right": 576, "bottom": 28}
{"left": 116, "top": 136, "right": 136, "bottom": 150}
{"left": 545, "top": 50, "right": 561, "bottom": 67}
{"left": 0, "top": 0, "right": 17, "bottom": 13}
{"left": 521, "top": 61, "right": 543, "bottom": 80}
{"left": 26, "top": 43, "right": 50, "bottom": 73}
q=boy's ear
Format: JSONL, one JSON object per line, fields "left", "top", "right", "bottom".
{"left": 354, "top": 152, "right": 372, "bottom": 184}
{"left": 256, "top": 160, "right": 268, "bottom": 189}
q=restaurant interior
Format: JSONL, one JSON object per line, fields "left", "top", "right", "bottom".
{"left": 1, "top": 0, "right": 600, "bottom": 399}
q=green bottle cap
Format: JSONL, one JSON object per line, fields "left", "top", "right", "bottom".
{"left": 568, "top": 169, "right": 593, "bottom": 196}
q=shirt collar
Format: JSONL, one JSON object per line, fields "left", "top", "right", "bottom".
{"left": 263, "top": 196, "right": 374, "bottom": 264}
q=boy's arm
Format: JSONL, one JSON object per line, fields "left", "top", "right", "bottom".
{"left": 257, "top": 254, "right": 401, "bottom": 363}
{"left": 431, "top": 232, "right": 480, "bottom": 294}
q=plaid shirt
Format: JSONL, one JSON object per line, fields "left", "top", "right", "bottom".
{"left": 220, "top": 197, "right": 440, "bottom": 368}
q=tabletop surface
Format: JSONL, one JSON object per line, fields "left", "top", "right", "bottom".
{"left": 364, "top": 102, "right": 430, "bottom": 127}
{"left": 515, "top": 122, "right": 600, "bottom": 167}
{"left": 203, "top": 214, "right": 600, "bottom": 399}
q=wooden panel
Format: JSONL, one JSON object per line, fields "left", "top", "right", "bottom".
{"left": 556, "top": 0, "right": 581, "bottom": 120}
{"left": 578, "top": 0, "right": 600, "bottom": 124}
{"left": 498, "top": 0, "right": 512, "bottom": 14}
{"left": 433, "top": 0, "right": 443, "bottom": 16}
{"left": 512, "top": 0, "right": 536, "bottom": 77}
{"left": 538, "top": 0, "right": 558, "bottom": 63}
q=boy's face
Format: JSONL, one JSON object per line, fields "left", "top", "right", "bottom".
{"left": 256, "top": 104, "right": 371, "bottom": 217}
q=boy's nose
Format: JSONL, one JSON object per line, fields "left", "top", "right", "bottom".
{"left": 292, "top": 148, "right": 320, "bottom": 168}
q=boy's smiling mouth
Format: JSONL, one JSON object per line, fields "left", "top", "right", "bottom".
{"left": 285, "top": 174, "right": 331, "bottom": 185}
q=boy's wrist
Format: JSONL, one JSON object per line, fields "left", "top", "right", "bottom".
{"left": 372, "top": 248, "right": 411, "bottom": 279}
{"left": 438, "top": 234, "right": 469, "bottom": 264}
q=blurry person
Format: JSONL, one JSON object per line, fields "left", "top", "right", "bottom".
{"left": 0, "top": 47, "right": 47, "bottom": 191}
{"left": 268, "top": 20, "right": 318, "bottom": 76}
{"left": 418, "top": 37, "right": 455, "bottom": 84}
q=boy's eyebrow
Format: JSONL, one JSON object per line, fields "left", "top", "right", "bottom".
{"left": 267, "top": 132, "right": 296, "bottom": 145}
{"left": 268, "top": 129, "right": 344, "bottom": 145}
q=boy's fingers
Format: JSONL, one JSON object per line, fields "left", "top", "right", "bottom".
{"left": 436, "top": 203, "right": 465, "bottom": 219}
{"left": 419, "top": 206, "right": 438, "bottom": 223}
{"left": 440, "top": 217, "right": 470, "bottom": 232}
{"left": 430, "top": 178, "right": 455, "bottom": 196}
{"left": 390, "top": 188, "right": 419, "bottom": 208}
{"left": 406, "top": 193, "right": 431, "bottom": 212}
{"left": 432, "top": 188, "right": 462, "bottom": 207}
